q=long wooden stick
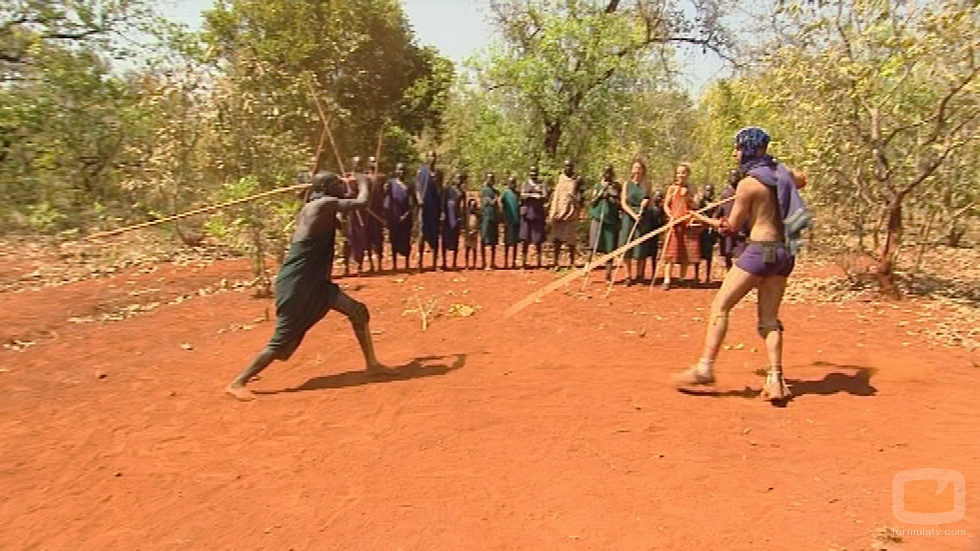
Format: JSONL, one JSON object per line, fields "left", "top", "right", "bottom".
{"left": 302, "top": 123, "right": 330, "bottom": 203}
{"left": 580, "top": 204, "right": 606, "bottom": 291}
{"left": 87, "top": 184, "right": 310, "bottom": 240}
{"left": 503, "top": 195, "right": 734, "bottom": 318}
{"left": 604, "top": 212, "right": 640, "bottom": 298}
{"left": 305, "top": 75, "right": 346, "bottom": 176}
{"left": 306, "top": 76, "right": 366, "bottom": 231}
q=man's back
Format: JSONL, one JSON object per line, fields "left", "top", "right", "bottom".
{"left": 739, "top": 177, "right": 783, "bottom": 243}
{"left": 293, "top": 199, "right": 337, "bottom": 243}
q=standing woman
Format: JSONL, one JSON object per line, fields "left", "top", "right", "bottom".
{"left": 588, "top": 165, "right": 621, "bottom": 280}
{"left": 618, "top": 157, "right": 654, "bottom": 285}
{"left": 480, "top": 172, "right": 501, "bottom": 269}
{"left": 661, "top": 162, "right": 698, "bottom": 289}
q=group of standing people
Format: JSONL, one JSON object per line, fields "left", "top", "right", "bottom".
{"left": 587, "top": 158, "right": 741, "bottom": 289}
{"left": 336, "top": 151, "right": 741, "bottom": 286}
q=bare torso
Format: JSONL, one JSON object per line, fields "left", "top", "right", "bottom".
{"left": 292, "top": 175, "right": 370, "bottom": 242}
{"left": 735, "top": 176, "right": 783, "bottom": 243}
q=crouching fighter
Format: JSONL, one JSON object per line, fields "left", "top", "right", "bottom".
{"left": 673, "top": 127, "right": 806, "bottom": 404}
{"left": 226, "top": 171, "right": 395, "bottom": 401}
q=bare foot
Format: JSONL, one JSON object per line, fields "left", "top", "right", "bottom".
{"left": 366, "top": 363, "right": 399, "bottom": 376}
{"left": 761, "top": 369, "right": 792, "bottom": 404}
{"left": 672, "top": 365, "right": 715, "bottom": 386}
{"left": 225, "top": 383, "right": 256, "bottom": 401}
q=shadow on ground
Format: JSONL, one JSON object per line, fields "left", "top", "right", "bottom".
{"left": 257, "top": 353, "right": 467, "bottom": 394}
{"left": 678, "top": 362, "right": 878, "bottom": 403}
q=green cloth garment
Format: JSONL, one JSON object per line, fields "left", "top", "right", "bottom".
{"left": 481, "top": 184, "right": 500, "bottom": 245}
{"left": 589, "top": 181, "right": 620, "bottom": 253}
{"left": 501, "top": 187, "right": 521, "bottom": 245}
{"left": 618, "top": 181, "right": 654, "bottom": 259}
{"left": 266, "top": 231, "right": 340, "bottom": 352}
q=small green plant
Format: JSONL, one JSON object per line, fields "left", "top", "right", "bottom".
{"left": 27, "top": 202, "right": 67, "bottom": 233}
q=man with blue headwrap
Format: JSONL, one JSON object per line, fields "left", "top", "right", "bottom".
{"left": 673, "top": 126, "right": 810, "bottom": 405}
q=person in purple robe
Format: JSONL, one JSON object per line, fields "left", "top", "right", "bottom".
{"left": 416, "top": 150, "right": 441, "bottom": 271}
{"left": 441, "top": 171, "right": 465, "bottom": 270}
{"left": 384, "top": 163, "right": 414, "bottom": 271}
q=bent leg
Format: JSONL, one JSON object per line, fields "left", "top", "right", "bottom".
{"left": 674, "top": 265, "right": 758, "bottom": 385}
{"left": 333, "top": 291, "right": 395, "bottom": 375}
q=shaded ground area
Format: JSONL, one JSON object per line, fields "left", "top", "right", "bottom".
{"left": 0, "top": 249, "right": 978, "bottom": 550}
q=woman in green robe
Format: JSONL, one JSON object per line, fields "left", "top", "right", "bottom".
{"left": 588, "top": 165, "right": 621, "bottom": 280}
{"left": 618, "top": 157, "right": 654, "bottom": 285}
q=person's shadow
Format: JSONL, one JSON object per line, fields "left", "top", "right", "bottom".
{"left": 256, "top": 353, "right": 467, "bottom": 395}
{"left": 678, "top": 362, "right": 878, "bottom": 405}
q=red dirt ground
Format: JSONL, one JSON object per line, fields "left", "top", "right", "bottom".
{"left": 1, "top": 256, "right": 977, "bottom": 550}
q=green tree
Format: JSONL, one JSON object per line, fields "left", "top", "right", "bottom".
{"left": 0, "top": 0, "right": 173, "bottom": 231}
{"left": 202, "top": 0, "right": 452, "bottom": 169}
{"left": 479, "top": 0, "right": 729, "bottom": 161}
{"left": 754, "top": 0, "right": 978, "bottom": 294}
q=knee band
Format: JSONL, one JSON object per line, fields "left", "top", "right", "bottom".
{"left": 349, "top": 301, "right": 370, "bottom": 325}
{"left": 757, "top": 320, "right": 784, "bottom": 338}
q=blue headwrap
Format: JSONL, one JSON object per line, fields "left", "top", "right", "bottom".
{"left": 734, "top": 126, "right": 770, "bottom": 155}
{"left": 735, "top": 126, "right": 775, "bottom": 174}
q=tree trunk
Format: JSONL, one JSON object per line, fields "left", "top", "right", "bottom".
{"left": 874, "top": 199, "right": 903, "bottom": 297}
{"left": 543, "top": 122, "right": 561, "bottom": 160}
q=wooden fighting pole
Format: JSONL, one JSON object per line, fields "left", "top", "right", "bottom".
{"left": 87, "top": 184, "right": 311, "bottom": 240}
{"left": 301, "top": 120, "right": 331, "bottom": 203}
{"left": 603, "top": 196, "right": 647, "bottom": 298}
{"left": 87, "top": 78, "right": 348, "bottom": 241}
{"left": 305, "top": 75, "right": 347, "bottom": 177}
{"left": 503, "top": 195, "right": 734, "bottom": 319}
{"left": 580, "top": 202, "right": 606, "bottom": 291}
{"left": 305, "top": 75, "right": 385, "bottom": 225}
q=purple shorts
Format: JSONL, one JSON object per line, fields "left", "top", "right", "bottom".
{"left": 735, "top": 242, "right": 795, "bottom": 277}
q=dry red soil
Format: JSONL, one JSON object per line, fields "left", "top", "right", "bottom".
{"left": 1, "top": 256, "right": 977, "bottom": 550}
